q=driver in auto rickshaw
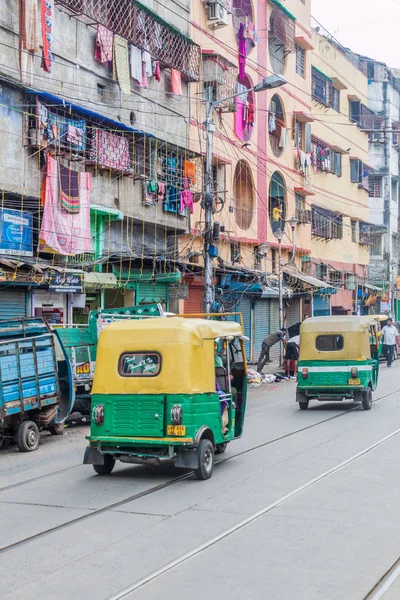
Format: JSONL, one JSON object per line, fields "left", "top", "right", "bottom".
{"left": 215, "top": 341, "right": 237, "bottom": 434}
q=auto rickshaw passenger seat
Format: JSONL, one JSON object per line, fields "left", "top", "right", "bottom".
{"left": 215, "top": 366, "right": 229, "bottom": 391}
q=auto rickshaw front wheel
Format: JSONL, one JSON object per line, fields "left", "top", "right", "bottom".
{"left": 93, "top": 454, "right": 116, "bottom": 475}
{"left": 194, "top": 439, "right": 215, "bottom": 480}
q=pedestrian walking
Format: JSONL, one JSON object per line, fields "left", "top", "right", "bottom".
{"left": 381, "top": 318, "right": 398, "bottom": 367}
{"left": 257, "top": 328, "right": 287, "bottom": 373}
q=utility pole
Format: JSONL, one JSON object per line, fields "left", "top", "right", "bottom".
{"left": 204, "top": 88, "right": 214, "bottom": 314}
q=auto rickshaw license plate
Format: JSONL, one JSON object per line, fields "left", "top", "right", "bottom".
{"left": 167, "top": 425, "right": 186, "bottom": 436}
{"left": 348, "top": 378, "right": 361, "bottom": 385}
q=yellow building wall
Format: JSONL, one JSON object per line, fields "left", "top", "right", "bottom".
{"left": 309, "top": 29, "right": 370, "bottom": 268}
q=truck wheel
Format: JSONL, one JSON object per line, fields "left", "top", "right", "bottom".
{"left": 93, "top": 454, "right": 115, "bottom": 475}
{"left": 194, "top": 439, "right": 214, "bottom": 480}
{"left": 296, "top": 389, "right": 309, "bottom": 410}
{"left": 362, "top": 388, "right": 373, "bottom": 411}
{"left": 17, "top": 421, "right": 40, "bottom": 452}
{"left": 48, "top": 423, "right": 64, "bottom": 435}
{"left": 215, "top": 443, "right": 227, "bottom": 455}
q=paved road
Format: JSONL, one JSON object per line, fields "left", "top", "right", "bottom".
{"left": 1, "top": 365, "right": 400, "bottom": 599}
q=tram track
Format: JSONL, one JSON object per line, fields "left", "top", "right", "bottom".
{"left": 106, "top": 425, "right": 400, "bottom": 600}
{"left": 0, "top": 383, "right": 397, "bottom": 495}
{"left": 0, "top": 385, "right": 399, "bottom": 555}
{"left": 363, "top": 556, "right": 400, "bottom": 599}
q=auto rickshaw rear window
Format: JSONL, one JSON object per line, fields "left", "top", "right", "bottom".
{"left": 315, "top": 335, "right": 344, "bottom": 351}
{"left": 119, "top": 352, "right": 161, "bottom": 377}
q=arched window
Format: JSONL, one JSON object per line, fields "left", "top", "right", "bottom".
{"left": 269, "top": 172, "right": 286, "bottom": 233}
{"left": 234, "top": 75, "right": 255, "bottom": 142}
{"left": 234, "top": 160, "right": 254, "bottom": 230}
{"left": 268, "top": 94, "right": 286, "bottom": 158}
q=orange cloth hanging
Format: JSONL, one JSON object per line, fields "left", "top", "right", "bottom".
{"left": 183, "top": 159, "right": 196, "bottom": 184}
{"left": 171, "top": 69, "right": 182, "bottom": 96}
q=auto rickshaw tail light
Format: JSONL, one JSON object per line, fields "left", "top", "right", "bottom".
{"left": 171, "top": 404, "right": 182, "bottom": 425}
{"left": 351, "top": 367, "right": 358, "bottom": 378}
{"left": 93, "top": 404, "right": 104, "bottom": 425}
{"left": 302, "top": 368, "right": 308, "bottom": 379}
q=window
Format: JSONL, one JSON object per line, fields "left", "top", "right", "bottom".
{"left": 296, "top": 45, "right": 305, "bottom": 77}
{"left": 312, "top": 206, "right": 343, "bottom": 240}
{"left": 359, "top": 222, "right": 371, "bottom": 245}
{"left": 333, "top": 152, "right": 342, "bottom": 176}
{"left": 370, "top": 233, "right": 383, "bottom": 256}
{"left": 329, "top": 270, "right": 342, "bottom": 285}
{"left": 295, "top": 120, "right": 304, "bottom": 149}
{"left": 295, "top": 192, "right": 305, "bottom": 213}
{"left": 316, "top": 263, "right": 328, "bottom": 280}
{"left": 312, "top": 67, "right": 330, "bottom": 104}
{"left": 234, "top": 160, "right": 254, "bottom": 230}
{"left": 311, "top": 138, "right": 341, "bottom": 176}
{"left": 316, "top": 335, "right": 344, "bottom": 351}
{"left": 119, "top": 352, "right": 161, "bottom": 377}
{"left": 351, "top": 160, "right": 369, "bottom": 190}
{"left": 230, "top": 241, "right": 241, "bottom": 264}
{"left": 392, "top": 179, "right": 398, "bottom": 203}
{"left": 269, "top": 94, "right": 286, "bottom": 158}
{"left": 331, "top": 87, "right": 340, "bottom": 112}
{"left": 369, "top": 175, "right": 382, "bottom": 198}
{"left": 269, "top": 171, "right": 286, "bottom": 231}
{"left": 97, "top": 84, "right": 105, "bottom": 102}
{"left": 349, "top": 100, "right": 361, "bottom": 124}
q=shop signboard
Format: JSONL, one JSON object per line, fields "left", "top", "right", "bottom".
{"left": 49, "top": 271, "right": 83, "bottom": 294}
{"left": 0, "top": 209, "right": 33, "bottom": 256}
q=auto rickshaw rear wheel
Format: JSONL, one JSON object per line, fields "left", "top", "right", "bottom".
{"left": 93, "top": 454, "right": 116, "bottom": 475}
{"left": 194, "top": 439, "right": 214, "bottom": 480}
{"left": 296, "top": 389, "right": 309, "bottom": 410}
{"left": 17, "top": 421, "right": 40, "bottom": 452}
{"left": 361, "top": 388, "right": 372, "bottom": 411}
{"left": 215, "top": 443, "right": 227, "bottom": 454}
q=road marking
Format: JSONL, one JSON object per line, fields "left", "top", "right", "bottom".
{"left": 107, "top": 426, "right": 400, "bottom": 600}
{"left": 364, "top": 557, "right": 400, "bottom": 599}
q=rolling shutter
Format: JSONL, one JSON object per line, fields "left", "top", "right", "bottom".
{"left": 136, "top": 283, "right": 168, "bottom": 311}
{"left": 0, "top": 289, "right": 27, "bottom": 321}
{"left": 237, "top": 296, "right": 251, "bottom": 360}
{"left": 285, "top": 299, "right": 301, "bottom": 328}
{"left": 253, "top": 300, "right": 269, "bottom": 362}
{"left": 184, "top": 284, "right": 204, "bottom": 314}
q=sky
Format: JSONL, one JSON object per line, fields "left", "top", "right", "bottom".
{"left": 312, "top": 0, "right": 400, "bottom": 68}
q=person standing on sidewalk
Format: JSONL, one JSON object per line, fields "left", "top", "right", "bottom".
{"left": 285, "top": 334, "right": 300, "bottom": 378}
{"left": 257, "top": 328, "right": 287, "bottom": 373}
{"left": 381, "top": 318, "right": 398, "bottom": 367}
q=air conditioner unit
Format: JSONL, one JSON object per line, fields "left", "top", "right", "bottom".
{"left": 207, "top": 2, "right": 229, "bottom": 27}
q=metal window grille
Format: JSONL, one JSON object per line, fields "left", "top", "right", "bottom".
{"left": 230, "top": 242, "right": 241, "bottom": 264}
{"left": 312, "top": 67, "right": 329, "bottom": 104}
{"left": 312, "top": 206, "right": 343, "bottom": 240}
{"left": 202, "top": 54, "right": 238, "bottom": 112}
{"left": 331, "top": 87, "right": 340, "bottom": 112}
{"left": 369, "top": 176, "right": 382, "bottom": 198}
{"left": 54, "top": 0, "right": 201, "bottom": 81}
{"left": 311, "top": 137, "right": 331, "bottom": 172}
{"left": 370, "top": 234, "right": 382, "bottom": 256}
{"left": 359, "top": 222, "right": 371, "bottom": 246}
{"left": 295, "top": 120, "right": 304, "bottom": 149}
{"left": 295, "top": 45, "right": 305, "bottom": 77}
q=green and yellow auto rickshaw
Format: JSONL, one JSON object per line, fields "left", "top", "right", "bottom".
{"left": 296, "top": 316, "right": 379, "bottom": 410}
{"left": 83, "top": 316, "right": 248, "bottom": 480}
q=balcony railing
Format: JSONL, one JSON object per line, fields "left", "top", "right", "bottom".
{"left": 55, "top": 0, "right": 201, "bottom": 81}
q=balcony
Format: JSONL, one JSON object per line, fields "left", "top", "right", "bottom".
{"left": 202, "top": 51, "right": 238, "bottom": 113}
{"left": 55, "top": 0, "right": 201, "bottom": 81}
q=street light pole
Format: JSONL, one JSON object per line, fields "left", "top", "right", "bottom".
{"left": 273, "top": 227, "right": 284, "bottom": 365}
{"left": 202, "top": 75, "right": 287, "bottom": 313}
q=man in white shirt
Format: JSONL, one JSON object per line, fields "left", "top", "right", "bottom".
{"left": 381, "top": 318, "right": 398, "bottom": 367}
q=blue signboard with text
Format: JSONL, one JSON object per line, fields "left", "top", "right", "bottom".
{"left": 0, "top": 209, "right": 33, "bottom": 257}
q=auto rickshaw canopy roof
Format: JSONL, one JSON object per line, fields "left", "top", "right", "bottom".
{"left": 93, "top": 317, "right": 245, "bottom": 395}
{"left": 299, "top": 316, "right": 378, "bottom": 361}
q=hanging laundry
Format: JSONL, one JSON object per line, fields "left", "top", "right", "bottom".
{"left": 142, "top": 51, "right": 153, "bottom": 77}
{"left": 234, "top": 100, "right": 246, "bottom": 140}
{"left": 164, "top": 186, "right": 180, "bottom": 213}
{"left": 58, "top": 163, "right": 80, "bottom": 213}
{"left": 94, "top": 24, "right": 113, "bottom": 64}
{"left": 279, "top": 127, "right": 287, "bottom": 149}
{"left": 144, "top": 180, "right": 158, "bottom": 206}
{"left": 157, "top": 182, "right": 166, "bottom": 201}
{"left": 88, "top": 128, "right": 131, "bottom": 173}
{"left": 247, "top": 103, "right": 255, "bottom": 128}
{"left": 154, "top": 61, "right": 161, "bottom": 82}
{"left": 183, "top": 159, "right": 196, "bottom": 184}
{"left": 243, "top": 17, "right": 257, "bottom": 46}
{"left": 19, "top": 0, "right": 39, "bottom": 84}
{"left": 41, "top": 0, "right": 54, "bottom": 73}
{"left": 67, "top": 125, "right": 83, "bottom": 146}
{"left": 268, "top": 112, "right": 276, "bottom": 132}
{"left": 130, "top": 45, "right": 142, "bottom": 84}
{"left": 113, "top": 35, "right": 131, "bottom": 95}
{"left": 39, "top": 156, "right": 92, "bottom": 255}
{"left": 180, "top": 189, "right": 194, "bottom": 214}
{"left": 171, "top": 69, "right": 183, "bottom": 96}
{"left": 163, "top": 156, "right": 177, "bottom": 184}
{"left": 238, "top": 21, "right": 247, "bottom": 80}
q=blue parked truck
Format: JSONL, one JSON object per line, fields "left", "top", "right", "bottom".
{"left": 0, "top": 318, "right": 74, "bottom": 452}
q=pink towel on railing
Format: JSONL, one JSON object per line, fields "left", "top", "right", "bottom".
{"left": 94, "top": 24, "right": 113, "bottom": 64}
{"left": 39, "top": 156, "right": 92, "bottom": 255}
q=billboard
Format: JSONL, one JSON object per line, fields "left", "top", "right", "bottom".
{"left": 0, "top": 209, "right": 33, "bottom": 256}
